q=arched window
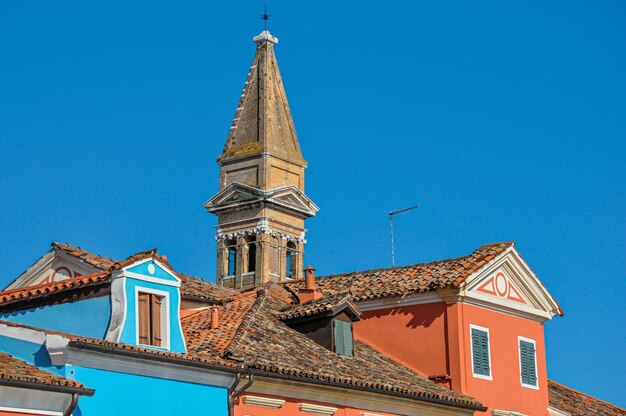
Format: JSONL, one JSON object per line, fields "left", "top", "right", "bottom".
{"left": 226, "top": 240, "right": 237, "bottom": 277}
{"left": 286, "top": 242, "right": 297, "bottom": 279}
{"left": 247, "top": 237, "right": 256, "bottom": 273}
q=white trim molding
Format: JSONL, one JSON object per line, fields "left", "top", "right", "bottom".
{"left": 518, "top": 336, "right": 539, "bottom": 390}
{"left": 242, "top": 395, "right": 285, "bottom": 409}
{"left": 547, "top": 406, "right": 571, "bottom": 416}
{"left": 469, "top": 324, "right": 493, "bottom": 381}
{"left": 299, "top": 403, "right": 338, "bottom": 415}
{"left": 357, "top": 292, "right": 442, "bottom": 312}
{"left": 134, "top": 286, "right": 171, "bottom": 351}
{"left": 492, "top": 410, "right": 529, "bottom": 416}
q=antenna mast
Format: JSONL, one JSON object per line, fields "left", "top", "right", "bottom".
{"left": 389, "top": 204, "right": 420, "bottom": 267}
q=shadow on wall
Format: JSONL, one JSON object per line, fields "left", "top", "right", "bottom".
{"left": 365, "top": 306, "right": 444, "bottom": 329}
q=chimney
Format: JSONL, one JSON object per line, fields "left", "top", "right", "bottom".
{"left": 299, "top": 266, "right": 322, "bottom": 303}
{"left": 210, "top": 306, "right": 219, "bottom": 329}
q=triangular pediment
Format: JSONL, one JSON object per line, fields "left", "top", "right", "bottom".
{"left": 4, "top": 248, "right": 104, "bottom": 290}
{"left": 461, "top": 248, "right": 563, "bottom": 321}
{"left": 121, "top": 257, "right": 181, "bottom": 287}
{"left": 204, "top": 182, "right": 318, "bottom": 218}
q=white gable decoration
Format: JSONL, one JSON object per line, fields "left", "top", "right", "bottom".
{"left": 4, "top": 249, "right": 102, "bottom": 290}
{"left": 456, "top": 247, "right": 562, "bottom": 322}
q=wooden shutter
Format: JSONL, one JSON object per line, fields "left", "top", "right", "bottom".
{"left": 520, "top": 340, "right": 537, "bottom": 386}
{"left": 150, "top": 295, "right": 162, "bottom": 347}
{"left": 137, "top": 293, "right": 151, "bottom": 345}
{"left": 333, "top": 320, "right": 353, "bottom": 357}
{"left": 334, "top": 320, "right": 345, "bottom": 355}
{"left": 471, "top": 328, "right": 490, "bottom": 376}
{"left": 342, "top": 321, "right": 353, "bottom": 357}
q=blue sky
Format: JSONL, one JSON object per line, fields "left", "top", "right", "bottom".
{"left": 1, "top": 0, "right": 624, "bottom": 407}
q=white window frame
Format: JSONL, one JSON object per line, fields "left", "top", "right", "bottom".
{"left": 469, "top": 324, "right": 493, "bottom": 381}
{"left": 518, "top": 336, "right": 539, "bottom": 390}
{"left": 135, "top": 286, "right": 171, "bottom": 350}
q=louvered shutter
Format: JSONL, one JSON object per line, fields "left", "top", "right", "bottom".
{"left": 334, "top": 320, "right": 345, "bottom": 355}
{"left": 520, "top": 340, "right": 537, "bottom": 386}
{"left": 471, "top": 328, "right": 490, "bottom": 376}
{"left": 342, "top": 321, "right": 353, "bottom": 357}
{"left": 137, "top": 293, "right": 151, "bottom": 345}
{"left": 150, "top": 294, "right": 162, "bottom": 347}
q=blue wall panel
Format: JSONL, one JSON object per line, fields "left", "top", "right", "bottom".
{"left": 0, "top": 296, "right": 111, "bottom": 339}
{"left": 128, "top": 261, "right": 178, "bottom": 282}
{"left": 119, "top": 277, "right": 187, "bottom": 353}
{"left": 73, "top": 367, "right": 228, "bottom": 416}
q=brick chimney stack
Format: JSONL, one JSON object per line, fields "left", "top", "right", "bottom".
{"left": 210, "top": 306, "right": 219, "bottom": 329}
{"left": 299, "top": 266, "right": 322, "bottom": 303}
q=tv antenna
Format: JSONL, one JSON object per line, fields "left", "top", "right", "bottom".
{"left": 389, "top": 204, "right": 420, "bottom": 267}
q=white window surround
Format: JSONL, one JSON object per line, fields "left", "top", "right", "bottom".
{"left": 298, "top": 403, "right": 337, "bottom": 415}
{"left": 134, "top": 286, "right": 171, "bottom": 351}
{"left": 469, "top": 324, "right": 493, "bottom": 381}
{"left": 518, "top": 336, "right": 539, "bottom": 390}
{"left": 242, "top": 395, "right": 285, "bottom": 409}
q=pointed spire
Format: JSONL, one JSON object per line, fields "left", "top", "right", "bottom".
{"left": 219, "top": 31, "right": 305, "bottom": 166}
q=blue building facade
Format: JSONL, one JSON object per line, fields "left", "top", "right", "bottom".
{"left": 0, "top": 251, "right": 236, "bottom": 415}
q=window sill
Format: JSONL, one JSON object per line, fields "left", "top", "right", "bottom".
{"left": 521, "top": 382, "right": 539, "bottom": 390}
{"left": 472, "top": 373, "right": 493, "bottom": 381}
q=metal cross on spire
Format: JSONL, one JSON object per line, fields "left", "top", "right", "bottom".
{"left": 261, "top": 0, "right": 270, "bottom": 31}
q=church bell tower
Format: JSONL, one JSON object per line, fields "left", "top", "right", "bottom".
{"left": 205, "top": 31, "right": 318, "bottom": 289}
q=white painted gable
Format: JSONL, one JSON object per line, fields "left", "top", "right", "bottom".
{"left": 4, "top": 249, "right": 103, "bottom": 290}
{"left": 460, "top": 248, "right": 562, "bottom": 322}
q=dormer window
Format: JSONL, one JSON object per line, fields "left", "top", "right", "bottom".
{"left": 333, "top": 319, "right": 353, "bottom": 357}
{"left": 279, "top": 293, "right": 360, "bottom": 358}
{"left": 137, "top": 290, "right": 167, "bottom": 348}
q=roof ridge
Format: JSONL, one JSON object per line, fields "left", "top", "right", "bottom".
{"left": 223, "top": 290, "right": 268, "bottom": 360}
{"left": 315, "top": 242, "right": 513, "bottom": 281}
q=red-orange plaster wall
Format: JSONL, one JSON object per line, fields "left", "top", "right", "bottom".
{"left": 235, "top": 393, "right": 399, "bottom": 416}
{"left": 354, "top": 302, "right": 550, "bottom": 416}
{"left": 450, "top": 303, "right": 549, "bottom": 416}
{"left": 355, "top": 303, "right": 449, "bottom": 379}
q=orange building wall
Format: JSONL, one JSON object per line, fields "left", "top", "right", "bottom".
{"left": 450, "top": 303, "right": 549, "bottom": 416}
{"left": 355, "top": 303, "right": 449, "bottom": 381}
{"left": 354, "top": 301, "right": 549, "bottom": 416}
{"left": 235, "top": 393, "right": 399, "bottom": 416}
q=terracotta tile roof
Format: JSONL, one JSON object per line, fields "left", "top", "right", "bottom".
{"left": 183, "top": 292, "right": 257, "bottom": 356}
{"left": 0, "top": 351, "right": 92, "bottom": 394}
{"left": 52, "top": 242, "right": 116, "bottom": 270}
{"left": 0, "top": 244, "right": 234, "bottom": 307}
{"left": 178, "top": 273, "right": 237, "bottom": 303}
{"left": 548, "top": 379, "right": 626, "bottom": 416}
{"left": 0, "top": 320, "right": 241, "bottom": 370}
{"left": 285, "top": 242, "right": 514, "bottom": 302}
{"left": 181, "top": 285, "right": 484, "bottom": 411}
{"left": 0, "top": 271, "right": 110, "bottom": 305}
{"left": 276, "top": 292, "right": 361, "bottom": 321}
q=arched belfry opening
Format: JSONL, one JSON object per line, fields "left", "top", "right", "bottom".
{"left": 205, "top": 31, "right": 318, "bottom": 289}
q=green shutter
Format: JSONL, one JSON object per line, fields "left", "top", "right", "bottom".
{"left": 520, "top": 340, "right": 537, "bottom": 386}
{"left": 342, "top": 321, "right": 353, "bottom": 357}
{"left": 334, "top": 320, "right": 353, "bottom": 357}
{"left": 471, "top": 328, "right": 490, "bottom": 376}
{"left": 334, "top": 320, "right": 345, "bottom": 355}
